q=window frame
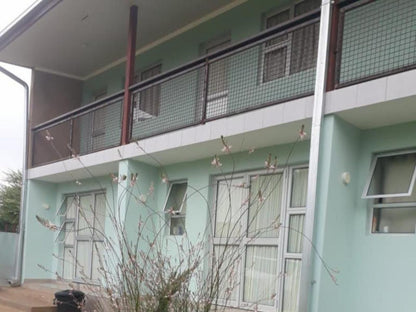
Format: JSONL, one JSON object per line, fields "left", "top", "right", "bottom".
{"left": 362, "top": 150, "right": 416, "bottom": 199}
{"left": 58, "top": 190, "right": 106, "bottom": 284}
{"left": 260, "top": 0, "right": 320, "bottom": 84}
{"left": 200, "top": 35, "right": 231, "bottom": 119}
{"left": 132, "top": 63, "right": 162, "bottom": 122}
{"left": 211, "top": 165, "right": 308, "bottom": 311}
{"left": 163, "top": 180, "right": 188, "bottom": 236}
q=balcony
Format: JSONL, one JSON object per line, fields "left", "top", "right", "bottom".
{"left": 30, "top": 10, "right": 320, "bottom": 167}
{"left": 29, "top": 0, "right": 416, "bottom": 168}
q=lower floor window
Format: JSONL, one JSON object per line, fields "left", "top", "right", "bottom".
{"left": 57, "top": 191, "right": 106, "bottom": 282}
{"left": 212, "top": 166, "right": 308, "bottom": 311}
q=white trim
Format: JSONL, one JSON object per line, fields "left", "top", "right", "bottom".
{"left": 362, "top": 150, "right": 416, "bottom": 199}
{"left": 34, "top": 67, "right": 84, "bottom": 81}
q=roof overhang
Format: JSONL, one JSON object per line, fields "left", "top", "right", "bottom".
{"left": 0, "top": 0, "right": 246, "bottom": 80}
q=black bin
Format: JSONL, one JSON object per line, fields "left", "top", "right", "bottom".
{"left": 54, "top": 289, "right": 85, "bottom": 312}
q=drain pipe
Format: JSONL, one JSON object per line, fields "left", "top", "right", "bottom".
{"left": 0, "top": 66, "right": 30, "bottom": 286}
{"left": 298, "top": 0, "right": 332, "bottom": 311}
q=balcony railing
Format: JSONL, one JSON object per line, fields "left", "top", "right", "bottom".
{"left": 335, "top": 0, "right": 416, "bottom": 87}
{"left": 30, "top": 9, "right": 320, "bottom": 167}
{"left": 31, "top": 94, "right": 123, "bottom": 167}
{"left": 129, "top": 15, "right": 320, "bottom": 141}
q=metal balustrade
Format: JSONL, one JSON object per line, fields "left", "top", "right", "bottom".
{"left": 31, "top": 95, "right": 123, "bottom": 167}
{"left": 335, "top": 0, "right": 416, "bottom": 87}
{"left": 31, "top": 10, "right": 321, "bottom": 167}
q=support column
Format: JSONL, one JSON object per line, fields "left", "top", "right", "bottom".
{"left": 298, "top": 0, "right": 332, "bottom": 311}
{"left": 326, "top": 0, "right": 340, "bottom": 91}
{"left": 121, "top": 5, "right": 138, "bottom": 145}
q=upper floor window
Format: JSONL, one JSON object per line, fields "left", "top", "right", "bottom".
{"left": 203, "top": 37, "right": 230, "bottom": 119}
{"left": 363, "top": 151, "right": 416, "bottom": 234}
{"left": 133, "top": 64, "right": 161, "bottom": 121}
{"left": 212, "top": 166, "right": 308, "bottom": 311}
{"left": 262, "top": 0, "right": 320, "bottom": 83}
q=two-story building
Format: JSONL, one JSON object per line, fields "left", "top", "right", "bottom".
{"left": 1, "top": 0, "right": 416, "bottom": 311}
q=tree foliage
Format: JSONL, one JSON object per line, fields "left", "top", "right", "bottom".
{"left": 0, "top": 170, "right": 22, "bottom": 227}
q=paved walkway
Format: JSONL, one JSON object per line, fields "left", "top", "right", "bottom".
{"left": 0, "top": 284, "right": 57, "bottom": 312}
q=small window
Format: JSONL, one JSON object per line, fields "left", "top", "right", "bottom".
{"left": 363, "top": 152, "right": 416, "bottom": 199}
{"left": 164, "top": 181, "right": 187, "bottom": 236}
{"left": 133, "top": 64, "right": 161, "bottom": 121}
{"left": 364, "top": 151, "right": 416, "bottom": 234}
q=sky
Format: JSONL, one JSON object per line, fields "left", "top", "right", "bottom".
{"left": 0, "top": 1, "right": 37, "bottom": 181}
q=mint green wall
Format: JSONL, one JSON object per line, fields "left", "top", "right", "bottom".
{"left": 79, "top": 0, "right": 315, "bottom": 141}
{"left": 23, "top": 180, "right": 58, "bottom": 280}
{"left": 23, "top": 177, "right": 116, "bottom": 280}
{"left": 121, "top": 159, "right": 160, "bottom": 252}
{"left": 339, "top": 0, "right": 416, "bottom": 84}
{"left": 311, "top": 116, "right": 416, "bottom": 312}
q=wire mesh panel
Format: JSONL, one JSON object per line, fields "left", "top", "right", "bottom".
{"left": 31, "top": 97, "right": 123, "bottom": 167}
{"left": 32, "top": 120, "right": 72, "bottom": 166}
{"left": 337, "top": 0, "right": 416, "bottom": 86}
{"left": 76, "top": 99, "right": 123, "bottom": 156}
{"left": 130, "top": 67, "right": 204, "bottom": 140}
{"left": 206, "top": 20, "right": 319, "bottom": 120}
{"left": 130, "top": 18, "right": 319, "bottom": 140}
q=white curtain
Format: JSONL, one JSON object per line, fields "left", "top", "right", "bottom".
{"left": 291, "top": 168, "right": 308, "bottom": 208}
{"left": 283, "top": 259, "right": 302, "bottom": 312}
{"left": 248, "top": 174, "right": 283, "bottom": 238}
{"left": 287, "top": 215, "right": 305, "bottom": 253}
{"left": 78, "top": 195, "right": 94, "bottom": 236}
{"left": 244, "top": 246, "right": 278, "bottom": 306}
{"left": 213, "top": 245, "right": 239, "bottom": 301}
{"left": 215, "top": 178, "right": 245, "bottom": 238}
{"left": 76, "top": 241, "right": 91, "bottom": 279}
{"left": 94, "top": 193, "right": 107, "bottom": 236}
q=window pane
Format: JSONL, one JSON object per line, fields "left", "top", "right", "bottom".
{"left": 287, "top": 215, "right": 305, "bottom": 253}
{"left": 263, "top": 47, "right": 287, "bottom": 82}
{"left": 77, "top": 195, "right": 94, "bottom": 236}
{"left": 367, "top": 153, "right": 416, "bottom": 197}
{"left": 291, "top": 168, "right": 308, "bottom": 208}
{"left": 63, "top": 247, "right": 74, "bottom": 280}
{"left": 76, "top": 241, "right": 91, "bottom": 280}
{"left": 65, "top": 222, "right": 75, "bottom": 246}
{"left": 266, "top": 10, "right": 290, "bottom": 28}
{"left": 372, "top": 207, "right": 416, "bottom": 234}
{"left": 165, "top": 182, "right": 187, "bottom": 213}
{"left": 91, "top": 242, "right": 104, "bottom": 281}
{"left": 248, "top": 174, "right": 283, "bottom": 238}
{"left": 290, "top": 23, "right": 319, "bottom": 74}
{"left": 265, "top": 10, "right": 290, "bottom": 47}
{"left": 244, "top": 246, "right": 278, "bottom": 306}
{"left": 215, "top": 178, "right": 245, "bottom": 237}
{"left": 213, "top": 245, "right": 240, "bottom": 302}
{"left": 282, "top": 259, "right": 302, "bottom": 312}
{"left": 66, "top": 196, "right": 77, "bottom": 219}
{"left": 94, "top": 193, "right": 106, "bottom": 237}
{"left": 139, "top": 64, "right": 161, "bottom": 117}
{"left": 170, "top": 217, "right": 186, "bottom": 236}
{"left": 207, "top": 40, "right": 229, "bottom": 96}
{"left": 294, "top": 0, "right": 321, "bottom": 16}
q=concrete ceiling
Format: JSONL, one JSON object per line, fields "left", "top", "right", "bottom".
{"left": 0, "top": 0, "right": 241, "bottom": 79}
